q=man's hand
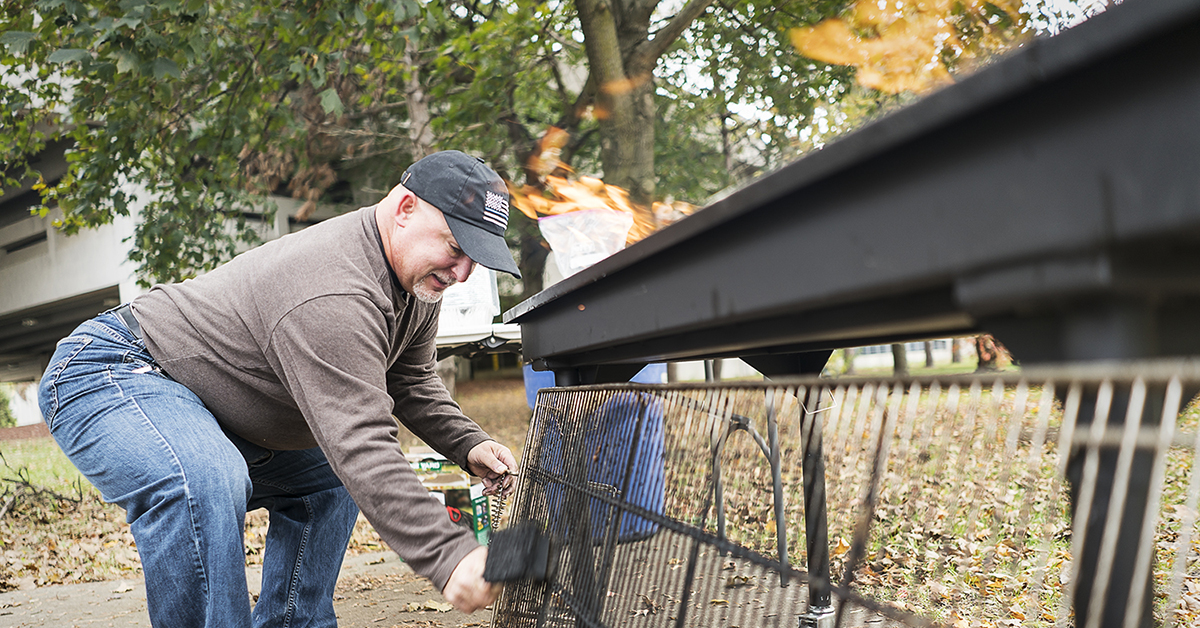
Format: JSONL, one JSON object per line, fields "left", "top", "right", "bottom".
{"left": 443, "top": 546, "right": 500, "bottom": 613}
{"left": 467, "top": 440, "right": 518, "bottom": 497}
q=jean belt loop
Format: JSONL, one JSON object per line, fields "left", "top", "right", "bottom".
{"left": 116, "top": 304, "right": 143, "bottom": 340}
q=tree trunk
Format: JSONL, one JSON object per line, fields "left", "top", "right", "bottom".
{"left": 572, "top": 0, "right": 716, "bottom": 233}
{"left": 843, "top": 347, "right": 856, "bottom": 375}
{"left": 951, "top": 337, "right": 962, "bottom": 363}
{"left": 891, "top": 343, "right": 909, "bottom": 376}
{"left": 974, "top": 334, "right": 1002, "bottom": 372}
{"left": 575, "top": 0, "right": 657, "bottom": 222}
{"left": 703, "top": 359, "right": 722, "bottom": 382}
{"left": 403, "top": 36, "right": 434, "bottom": 160}
{"left": 436, "top": 357, "right": 457, "bottom": 398}
{"left": 512, "top": 212, "right": 548, "bottom": 299}
{"left": 711, "top": 59, "right": 734, "bottom": 173}
{"left": 924, "top": 341, "right": 934, "bottom": 368}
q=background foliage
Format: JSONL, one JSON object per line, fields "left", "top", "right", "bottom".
{"left": 0, "top": 386, "right": 15, "bottom": 429}
{"left": 2, "top": 0, "right": 1095, "bottom": 297}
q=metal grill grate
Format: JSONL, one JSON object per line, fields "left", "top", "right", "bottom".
{"left": 491, "top": 362, "right": 1200, "bottom": 628}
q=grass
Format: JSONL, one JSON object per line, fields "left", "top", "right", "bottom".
{"left": 0, "top": 436, "right": 135, "bottom": 590}
{"left": 0, "top": 438, "right": 89, "bottom": 490}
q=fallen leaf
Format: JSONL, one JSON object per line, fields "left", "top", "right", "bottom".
{"left": 725, "top": 575, "right": 753, "bottom": 588}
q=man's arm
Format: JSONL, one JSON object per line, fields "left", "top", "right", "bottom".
{"left": 384, "top": 307, "right": 497, "bottom": 470}
{"left": 266, "top": 296, "right": 482, "bottom": 596}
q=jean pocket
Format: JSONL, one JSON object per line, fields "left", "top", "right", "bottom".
{"left": 39, "top": 335, "right": 94, "bottom": 427}
{"left": 119, "top": 352, "right": 170, "bottom": 379}
{"left": 246, "top": 449, "right": 275, "bottom": 468}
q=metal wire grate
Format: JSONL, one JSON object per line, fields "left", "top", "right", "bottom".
{"left": 491, "top": 362, "right": 1200, "bottom": 628}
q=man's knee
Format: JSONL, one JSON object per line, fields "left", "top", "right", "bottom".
{"left": 125, "top": 446, "right": 251, "bottom": 523}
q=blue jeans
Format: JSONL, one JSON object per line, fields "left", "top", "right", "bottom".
{"left": 38, "top": 311, "right": 360, "bottom": 628}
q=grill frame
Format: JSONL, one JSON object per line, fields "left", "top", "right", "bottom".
{"left": 492, "top": 363, "right": 1200, "bottom": 628}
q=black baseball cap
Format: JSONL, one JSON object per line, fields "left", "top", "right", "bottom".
{"left": 401, "top": 150, "right": 521, "bottom": 278}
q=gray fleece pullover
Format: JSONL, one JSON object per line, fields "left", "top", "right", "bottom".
{"left": 131, "top": 206, "right": 488, "bottom": 590}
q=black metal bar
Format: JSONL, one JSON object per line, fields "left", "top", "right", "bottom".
{"left": 834, "top": 386, "right": 897, "bottom": 628}
{"left": 547, "top": 582, "right": 610, "bottom": 628}
{"left": 672, "top": 535, "right": 704, "bottom": 628}
{"left": 561, "top": 391, "right": 602, "bottom": 626}
{"left": 766, "top": 390, "right": 790, "bottom": 587}
{"left": 713, "top": 419, "right": 729, "bottom": 543}
{"left": 800, "top": 387, "right": 833, "bottom": 610}
{"left": 1061, "top": 382, "right": 1193, "bottom": 628}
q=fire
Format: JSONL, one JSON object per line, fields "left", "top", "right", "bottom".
{"left": 527, "top": 126, "right": 570, "bottom": 178}
{"left": 510, "top": 128, "right": 695, "bottom": 246}
{"left": 511, "top": 176, "right": 696, "bottom": 245}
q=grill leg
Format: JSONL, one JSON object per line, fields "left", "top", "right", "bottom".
{"left": 1063, "top": 383, "right": 1195, "bottom": 628}
{"left": 743, "top": 353, "right": 836, "bottom": 622}
{"left": 799, "top": 387, "right": 833, "bottom": 618}
{"left": 983, "top": 299, "right": 1200, "bottom": 628}
{"left": 767, "top": 392, "right": 790, "bottom": 587}
{"left": 798, "top": 605, "right": 836, "bottom": 628}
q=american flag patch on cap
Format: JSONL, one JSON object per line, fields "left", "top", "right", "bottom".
{"left": 483, "top": 190, "right": 509, "bottom": 228}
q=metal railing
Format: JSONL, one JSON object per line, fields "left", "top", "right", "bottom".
{"left": 492, "top": 361, "right": 1200, "bottom": 628}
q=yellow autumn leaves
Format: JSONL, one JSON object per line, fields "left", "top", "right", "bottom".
{"left": 790, "top": 0, "right": 1026, "bottom": 94}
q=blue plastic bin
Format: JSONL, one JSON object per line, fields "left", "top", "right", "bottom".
{"left": 523, "top": 363, "right": 667, "bottom": 409}
{"left": 538, "top": 389, "right": 665, "bottom": 544}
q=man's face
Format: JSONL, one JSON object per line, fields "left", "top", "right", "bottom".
{"left": 394, "top": 199, "right": 476, "bottom": 304}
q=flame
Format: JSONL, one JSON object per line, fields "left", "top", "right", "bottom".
{"left": 791, "top": 0, "right": 1024, "bottom": 94}
{"left": 512, "top": 127, "right": 697, "bottom": 245}
{"left": 528, "top": 126, "right": 571, "bottom": 178}
{"left": 599, "top": 73, "right": 652, "bottom": 96}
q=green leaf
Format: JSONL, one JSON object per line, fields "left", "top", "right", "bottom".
{"left": 114, "top": 50, "right": 140, "bottom": 74}
{"left": 114, "top": 17, "right": 143, "bottom": 30}
{"left": 151, "top": 58, "right": 181, "bottom": 80}
{"left": 391, "top": 0, "right": 414, "bottom": 21}
{"left": 0, "top": 31, "right": 38, "bottom": 55}
{"left": 47, "top": 48, "right": 91, "bottom": 64}
{"left": 318, "top": 88, "right": 343, "bottom": 116}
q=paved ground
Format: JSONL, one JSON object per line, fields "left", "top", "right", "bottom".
{"left": 0, "top": 550, "right": 490, "bottom": 627}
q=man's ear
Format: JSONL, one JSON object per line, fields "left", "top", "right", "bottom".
{"left": 394, "top": 193, "right": 418, "bottom": 227}
{"left": 382, "top": 185, "right": 419, "bottom": 228}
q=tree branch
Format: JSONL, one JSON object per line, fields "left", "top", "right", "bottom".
{"left": 633, "top": 0, "right": 717, "bottom": 71}
{"left": 556, "top": 73, "right": 597, "bottom": 131}
{"left": 562, "top": 127, "right": 597, "bottom": 166}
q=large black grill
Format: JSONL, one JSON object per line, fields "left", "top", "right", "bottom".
{"left": 491, "top": 365, "right": 1200, "bottom": 627}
